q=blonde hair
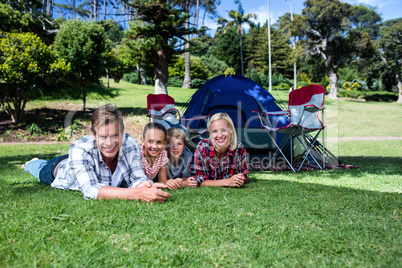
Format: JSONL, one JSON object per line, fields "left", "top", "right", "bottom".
{"left": 208, "top": 113, "right": 237, "bottom": 150}
{"left": 167, "top": 127, "right": 187, "bottom": 143}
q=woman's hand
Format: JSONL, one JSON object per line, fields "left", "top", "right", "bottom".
{"left": 182, "top": 176, "right": 198, "bottom": 188}
{"left": 227, "top": 173, "right": 246, "bottom": 187}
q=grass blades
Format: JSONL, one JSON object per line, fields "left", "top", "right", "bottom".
{"left": 0, "top": 80, "right": 401, "bottom": 267}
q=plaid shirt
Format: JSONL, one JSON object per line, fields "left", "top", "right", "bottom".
{"left": 190, "top": 139, "right": 248, "bottom": 184}
{"left": 51, "top": 133, "right": 150, "bottom": 199}
{"left": 141, "top": 147, "right": 169, "bottom": 181}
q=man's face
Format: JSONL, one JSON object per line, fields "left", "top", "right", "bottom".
{"left": 93, "top": 121, "right": 123, "bottom": 163}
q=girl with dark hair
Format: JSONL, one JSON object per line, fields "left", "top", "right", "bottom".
{"left": 141, "top": 122, "right": 170, "bottom": 185}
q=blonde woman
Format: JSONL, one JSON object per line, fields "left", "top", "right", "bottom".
{"left": 190, "top": 113, "right": 248, "bottom": 187}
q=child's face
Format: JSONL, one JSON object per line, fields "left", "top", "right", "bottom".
{"left": 142, "top": 129, "right": 166, "bottom": 159}
{"left": 167, "top": 136, "right": 185, "bottom": 161}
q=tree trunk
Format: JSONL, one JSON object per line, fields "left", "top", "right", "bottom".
{"left": 183, "top": 49, "right": 191, "bottom": 88}
{"left": 396, "top": 73, "right": 402, "bottom": 103}
{"left": 82, "top": 83, "right": 87, "bottom": 111}
{"left": 183, "top": 0, "right": 191, "bottom": 89}
{"left": 154, "top": 49, "right": 168, "bottom": 95}
{"left": 73, "top": 0, "right": 76, "bottom": 19}
{"left": 194, "top": 0, "right": 199, "bottom": 38}
{"left": 141, "top": 68, "right": 147, "bottom": 85}
{"left": 328, "top": 69, "right": 338, "bottom": 99}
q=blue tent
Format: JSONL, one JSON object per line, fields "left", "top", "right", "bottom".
{"left": 182, "top": 75, "right": 289, "bottom": 154}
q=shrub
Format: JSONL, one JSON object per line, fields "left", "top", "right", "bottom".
{"left": 250, "top": 69, "right": 261, "bottom": 85}
{"left": 169, "top": 55, "right": 209, "bottom": 80}
{"left": 365, "top": 91, "right": 398, "bottom": 102}
{"left": 338, "top": 90, "right": 398, "bottom": 102}
{"left": 168, "top": 76, "right": 183, "bottom": 87}
{"left": 26, "top": 123, "right": 43, "bottom": 137}
{"left": 123, "top": 72, "right": 138, "bottom": 84}
{"left": 343, "top": 81, "right": 352, "bottom": 91}
{"left": 338, "top": 89, "right": 364, "bottom": 99}
{"left": 260, "top": 73, "right": 268, "bottom": 87}
{"left": 200, "top": 54, "right": 228, "bottom": 77}
{"left": 191, "top": 78, "right": 207, "bottom": 88}
{"left": 273, "top": 83, "right": 291, "bottom": 90}
{"left": 224, "top": 68, "right": 236, "bottom": 76}
{"left": 300, "top": 73, "right": 312, "bottom": 84}
{"left": 351, "top": 82, "right": 362, "bottom": 90}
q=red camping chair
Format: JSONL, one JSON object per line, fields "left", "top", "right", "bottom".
{"left": 147, "top": 94, "right": 181, "bottom": 130}
{"left": 252, "top": 84, "right": 326, "bottom": 172}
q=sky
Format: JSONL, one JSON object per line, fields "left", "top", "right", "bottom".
{"left": 203, "top": 0, "right": 402, "bottom": 35}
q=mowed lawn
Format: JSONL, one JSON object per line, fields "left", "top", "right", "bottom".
{"left": 0, "top": 80, "right": 401, "bottom": 267}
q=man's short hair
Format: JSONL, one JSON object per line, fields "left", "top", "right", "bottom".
{"left": 91, "top": 104, "right": 124, "bottom": 134}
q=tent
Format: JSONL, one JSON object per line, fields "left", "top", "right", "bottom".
{"left": 181, "top": 74, "right": 290, "bottom": 157}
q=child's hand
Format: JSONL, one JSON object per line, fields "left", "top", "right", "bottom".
{"left": 182, "top": 176, "right": 198, "bottom": 188}
{"left": 166, "top": 178, "right": 183, "bottom": 190}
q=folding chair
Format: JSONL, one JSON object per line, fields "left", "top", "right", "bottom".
{"left": 252, "top": 84, "right": 326, "bottom": 172}
{"left": 146, "top": 94, "right": 182, "bottom": 131}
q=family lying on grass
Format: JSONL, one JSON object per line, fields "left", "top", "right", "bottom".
{"left": 23, "top": 104, "right": 248, "bottom": 203}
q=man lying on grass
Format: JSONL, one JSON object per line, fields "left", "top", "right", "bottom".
{"left": 22, "top": 104, "right": 171, "bottom": 203}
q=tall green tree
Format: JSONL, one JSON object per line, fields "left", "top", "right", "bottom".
{"left": 350, "top": 4, "right": 382, "bottom": 39}
{"left": 217, "top": 0, "right": 255, "bottom": 76}
{"left": 0, "top": 1, "right": 56, "bottom": 44}
{"left": 294, "top": 0, "right": 376, "bottom": 98}
{"left": 379, "top": 19, "right": 402, "bottom": 103}
{"left": 245, "top": 23, "right": 293, "bottom": 77}
{"left": 126, "top": 0, "right": 198, "bottom": 94}
{"left": 0, "top": 31, "right": 70, "bottom": 123}
{"left": 215, "top": 27, "right": 241, "bottom": 74}
{"left": 53, "top": 19, "right": 112, "bottom": 111}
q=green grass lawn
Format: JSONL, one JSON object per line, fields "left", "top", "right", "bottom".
{"left": 1, "top": 80, "right": 401, "bottom": 267}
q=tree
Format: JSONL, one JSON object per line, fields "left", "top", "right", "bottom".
{"left": 0, "top": 31, "right": 70, "bottom": 123}
{"left": 379, "top": 19, "right": 402, "bottom": 103}
{"left": 245, "top": 23, "right": 293, "bottom": 77}
{"left": 53, "top": 19, "right": 112, "bottom": 111}
{"left": 294, "top": 0, "right": 376, "bottom": 98}
{"left": 0, "top": 1, "right": 57, "bottom": 44}
{"left": 350, "top": 4, "right": 382, "bottom": 39}
{"left": 214, "top": 27, "right": 241, "bottom": 74}
{"left": 191, "top": 35, "right": 228, "bottom": 76}
{"left": 217, "top": 0, "right": 255, "bottom": 76}
{"left": 127, "top": 0, "right": 198, "bottom": 94}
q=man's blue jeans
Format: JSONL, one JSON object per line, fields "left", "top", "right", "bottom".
{"left": 25, "top": 154, "right": 68, "bottom": 185}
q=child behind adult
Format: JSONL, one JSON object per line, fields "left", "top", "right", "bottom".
{"left": 141, "top": 122, "right": 170, "bottom": 186}
{"left": 166, "top": 128, "right": 197, "bottom": 188}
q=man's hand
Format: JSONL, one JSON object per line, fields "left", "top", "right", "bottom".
{"left": 137, "top": 183, "right": 171, "bottom": 203}
{"left": 136, "top": 180, "right": 153, "bottom": 188}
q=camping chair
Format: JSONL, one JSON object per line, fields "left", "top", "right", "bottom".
{"left": 146, "top": 94, "right": 182, "bottom": 131}
{"left": 252, "top": 84, "right": 326, "bottom": 172}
